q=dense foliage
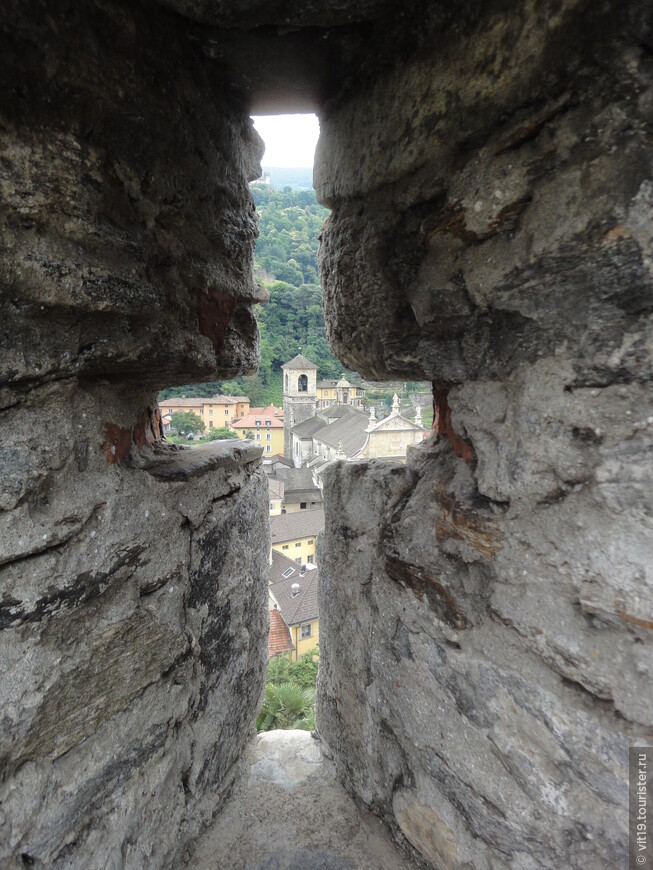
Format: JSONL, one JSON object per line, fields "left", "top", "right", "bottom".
{"left": 160, "top": 186, "right": 344, "bottom": 406}
{"left": 257, "top": 648, "right": 319, "bottom": 732}
{"left": 169, "top": 411, "right": 204, "bottom": 435}
{"left": 166, "top": 424, "right": 240, "bottom": 445}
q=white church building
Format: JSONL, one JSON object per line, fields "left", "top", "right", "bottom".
{"left": 282, "top": 352, "right": 427, "bottom": 468}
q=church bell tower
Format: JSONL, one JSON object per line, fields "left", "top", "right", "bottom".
{"left": 281, "top": 353, "right": 318, "bottom": 459}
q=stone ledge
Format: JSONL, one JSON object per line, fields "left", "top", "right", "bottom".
{"left": 132, "top": 440, "right": 263, "bottom": 482}
{"left": 187, "top": 730, "right": 415, "bottom": 870}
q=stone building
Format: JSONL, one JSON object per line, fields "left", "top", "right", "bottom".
{"left": 316, "top": 375, "right": 366, "bottom": 409}
{"left": 1, "top": 2, "right": 651, "bottom": 868}
{"left": 290, "top": 395, "right": 425, "bottom": 467}
{"left": 282, "top": 354, "right": 318, "bottom": 458}
{"left": 264, "top": 464, "right": 324, "bottom": 513}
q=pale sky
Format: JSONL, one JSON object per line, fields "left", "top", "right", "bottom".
{"left": 251, "top": 114, "right": 320, "bottom": 168}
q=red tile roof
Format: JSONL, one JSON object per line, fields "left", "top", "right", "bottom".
{"left": 268, "top": 608, "right": 295, "bottom": 657}
{"left": 232, "top": 405, "right": 285, "bottom": 429}
{"left": 248, "top": 405, "right": 283, "bottom": 417}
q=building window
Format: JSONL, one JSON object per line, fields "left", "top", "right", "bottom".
{"left": 295, "top": 542, "right": 301, "bottom": 547}
{"left": 295, "top": 558, "right": 302, "bottom": 564}
{"left": 301, "top": 623, "right": 313, "bottom": 639}
{"left": 282, "top": 567, "right": 295, "bottom": 579}
{"left": 307, "top": 555, "right": 314, "bottom": 564}
{"left": 270, "top": 502, "right": 274, "bottom": 510}
{"left": 266, "top": 433, "right": 271, "bottom": 440}
{"left": 298, "top": 374, "right": 308, "bottom": 392}
{"left": 300, "top": 502, "right": 307, "bottom": 510}
{"left": 209, "top": 408, "right": 213, "bottom": 415}
{"left": 209, "top": 422, "right": 214, "bottom": 428}
{"left": 308, "top": 540, "right": 314, "bottom": 546}
{"left": 256, "top": 419, "right": 261, "bottom": 427}
{"left": 282, "top": 544, "right": 289, "bottom": 550}
{"left": 266, "top": 445, "right": 271, "bottom": 452}
{"left": 225, "top": 408, "right": 229, "bottom": 415}
{"left": 266, "top": 419, "right": 271, "bottom": 426}
{"left": 255, "top": 433, "right": 261, "bottom": 441}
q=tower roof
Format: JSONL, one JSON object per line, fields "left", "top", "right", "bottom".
{"left": 281, "top": 353, "right": 318, "bottom": 371}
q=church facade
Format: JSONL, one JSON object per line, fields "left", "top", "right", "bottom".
{"left": 282, "top": 354, "right": 425, "bottom": 465}
{"left": 290, "top": 394, "right": 426, "bottom": 469}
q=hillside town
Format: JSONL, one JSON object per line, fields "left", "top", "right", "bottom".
{"left": 160, "top": 353, "right": 428, "bottom": 665}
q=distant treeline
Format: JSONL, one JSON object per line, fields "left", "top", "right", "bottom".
{"left": 256, "top": 167, "right": 314, "bottom": 190}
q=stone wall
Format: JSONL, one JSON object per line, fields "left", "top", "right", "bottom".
{"left": 315, "top": 1, "right": 653, "bottom": 867}
{"left": 0, "top": 1, "right": 270, "bottom": 865}
{"left": 2, "top": 0, "right": 653, "bottom": 866}
{"left": 318, "top": 437, "right": 652, "bottom": 867}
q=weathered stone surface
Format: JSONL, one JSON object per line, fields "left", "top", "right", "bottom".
{"left": 0, "top": 0, "right": 265, "bottom": 397}
{"left": 315, "top": 0, "right": 653, "bottom": 386}
{"left": 157, "top": 0, "right": 397, "bottom": 28}
{"left": 0, "top": 1, "right": 270, "bottom": 864}
{"left": 0, "top": 386, "right": 269, "bottom": 865}
{"left": 3, "top": 0, "right": 653, "bottom": 866}
{"left": 317, "top": 437, "right": 653, "bottom": 868}
{"left": 314, "top": 10, "right": 653, "bottom": 863}
{"left": 189, "top": 730, "right": 412, "bottom": 869}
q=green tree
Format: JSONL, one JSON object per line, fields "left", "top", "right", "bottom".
{"left": 256, "top": 683, "right": 316, "bottom": 731}
{"left": 257, "top": 648, "right": 319, "bottom": 732}
{"left": 170, "top": 411, "right": 204, "bottom": 436}
{"left": 206, "top": 426, "right": 239, "bottom": 440}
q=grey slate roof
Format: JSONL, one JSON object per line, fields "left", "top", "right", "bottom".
{"left": 284, "top": 491, "right": 323, "bottom": 505}
{"left": 263, "top": 454, "right": 293, "bottom": 469}
{"left": 289, "top": 404, "right": 371, "bottom": 459}
{"left": 269, "top": 548, "right": 304, "bottom": 584}
{"left": 268, "top": 466, "right": 322, "bottom": 499}
{"left": 282, "top": 354, "right": 318, "bottom": 370}
{"left": 270, "top": 509, "right": 324, "bottom": 544}
{"left": 290, "top": 573, "right": 319, "bottom": 625}
{"left": 291, "top": 417, "right": 325, "bottom": 438}
{"left": 320, "top": 405, "right": 354, "bottom": 421}
{"left": 269, "top": 550, "right": 319, "bottom": 626}
{"left": 313, "top": 408, "right": 370, "bottom": 456}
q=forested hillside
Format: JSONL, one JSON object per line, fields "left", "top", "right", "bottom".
{"left": 160, "top": 185, "right": 344, "bottom": 405}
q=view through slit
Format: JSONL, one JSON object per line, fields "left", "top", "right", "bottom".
{"left": 157, "top": 113, "right": 432, "bottom": 734}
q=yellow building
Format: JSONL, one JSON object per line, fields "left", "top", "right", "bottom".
{"left": 316, "top": 380, "right": 337, "bottom": 408}
{"left": 316, "top": 375, "right": 366, "bottom": 410}
{"left": 290, "top": 612, "right": 319, "bottom": 660}
{"left": 268, "top": 550, "right": 319, "bottom": 661}
{"left": 159, "top": 395, "right": 250, "bottom": 433}
{"left": 269, "top": 509, "right": 324, "bottom": 566}
{"left": 231, "top": 405, "right": 284, "bottom": 456}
